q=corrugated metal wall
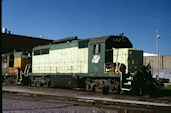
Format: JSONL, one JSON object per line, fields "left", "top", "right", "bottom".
{"left": 144, "top": 55, "right": 171, "bottom": 69}
{"left": 144, "top": 55, "right": 171, "bottom": 82}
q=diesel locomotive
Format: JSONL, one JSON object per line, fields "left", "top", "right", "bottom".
{"left": 2, "top": 51, "right": 31, "bottom": 85}
{"left": 2, "top": 35, "right": 154, "bottom": 95}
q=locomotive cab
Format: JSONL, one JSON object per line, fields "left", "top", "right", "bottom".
{"left": 87, "top": 35, "right": 146, "bottom": 94}
{"left": 2, "top": 51, "right": 32, "bottom": 85}
{"left": 105, "top": 48, "right": 143, "bottom": 75}
{"left": 88, "top": 35, "right": 135, "bottom": 76}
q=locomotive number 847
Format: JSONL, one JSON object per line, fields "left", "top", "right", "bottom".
{"left": 2, "top": 35, "right": 155, "bottom": 95}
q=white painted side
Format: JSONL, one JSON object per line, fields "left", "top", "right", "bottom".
{"left": 113, "top": 48, "right": 143, "bottom": 74}
{"left": 113, "top": 48, "right": 129, "bottom": 73}
{"left": 77, "top": 48, "right": 88, "bottom": 73}
{"left": 32, "top": 54, "right": 50, "bottom": 73}
{"left": 32, "top": 47, "right": 88, "bottom": 73}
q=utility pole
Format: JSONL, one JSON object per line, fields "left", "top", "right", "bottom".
{"left": 156, "top": 30, "right": 160, "bottom": 81}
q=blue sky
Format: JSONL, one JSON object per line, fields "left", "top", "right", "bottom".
{"left": 2, "top": 0, "right": 171, "bottom": 55}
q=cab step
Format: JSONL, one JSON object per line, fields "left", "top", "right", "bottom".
{"left": 121, "top": 88, "right": 131, "bottom": 91}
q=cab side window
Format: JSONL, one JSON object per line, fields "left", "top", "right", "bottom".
{"left": 2, "top": 56, "right": 7, "bottom": 63}
{"left": 9, "top": 54, "right": 14, "bottom": 67}
{"left": 93, "top": 44, "right": 100, "bottom": 54}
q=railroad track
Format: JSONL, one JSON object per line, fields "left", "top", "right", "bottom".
{"left": 3, "top": 92, "right": 160, "bottom": 113}
{"left": 3, "top": 84, "right": 171, "bottom": 103}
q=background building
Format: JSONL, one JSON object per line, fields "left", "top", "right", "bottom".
{"left": 1, "top": 31, "right": 53, "bottom": 54}
{"left": 1, "top": 31, "right": 53, "bottom": 78}
{"left": 144, "top": 53, "right": 171, "bottom": 82}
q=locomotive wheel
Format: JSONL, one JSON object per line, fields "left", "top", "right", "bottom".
{"left": 92, "top": 85, "right": 96, "bottom": 92}
{"left": 47, "top": 80, "right": 51, "bottom": 87}
{"left": 139, "top": 87, "right": 143, "bottom": 96}
{"left": 120, "top": 90, "right": 125, "bottom": 95}
{"left": 102, "top": 86, "right": 109, "bottom": 94}
{"left": 134, "top": 87, "right": 143, "bottom": 96}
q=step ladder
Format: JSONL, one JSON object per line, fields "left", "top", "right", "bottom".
{"left": 24, "top": 64, "right": 31, "bottom": 77}
{"left": 121, "top": 76, "right": 133, "bottom": 91}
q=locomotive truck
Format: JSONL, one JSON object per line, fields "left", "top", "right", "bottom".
{"left": 2, "top": 35, "right": 154, "bottom": 95}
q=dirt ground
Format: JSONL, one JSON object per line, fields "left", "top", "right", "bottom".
{"left": 2, "top": 85, "right": 171, "bottom": 113}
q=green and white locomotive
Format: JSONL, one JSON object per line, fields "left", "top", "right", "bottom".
{"left": 29, "top": 35, "right": 154, "bottom": 95}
